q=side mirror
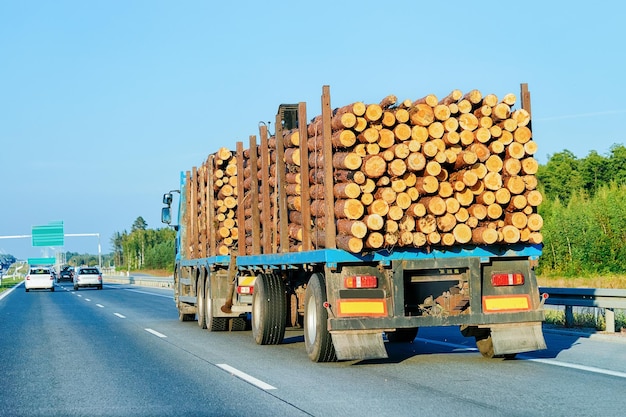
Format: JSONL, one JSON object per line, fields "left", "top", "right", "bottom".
{"left": 163, "top": 193, "right": 173, "bottom": 206}
{"left": 161, "top": 207, "right": 172, "bottom": 225}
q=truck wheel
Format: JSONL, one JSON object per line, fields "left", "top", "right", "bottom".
{"left": 474, "top": 332, "right": 494, "bottom": 359}
{"left": 304, "top": 273, "right": 337, "bottom": 362}
{"left": 252, "top": 273, "right": 286, "bottom": 345}
{"left": 475, "top": 333, "right": 517, "bottom": 359}
{"left": 197, "top": 278, "right": 207, "bottom": 329}
{"left": 387, "top": 327, "right": 418, "bottom": 343}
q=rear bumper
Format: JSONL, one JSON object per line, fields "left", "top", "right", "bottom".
{"left": 75, "top": 279, "right": 102, "bottom": 287}
{"left": 25, "top": 281, "right": 54, "bottom": 290}
{"left": 328, "top": 310, "right": 546, "bottom": 331}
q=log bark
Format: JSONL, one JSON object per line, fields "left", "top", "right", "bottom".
{"left": 472, "top": 227, "right": 499, "bottom": 244}
{"left": 409, "top": 104, "right": 435, "bottom": 126}
{"left": 336, "top": 235, "right": 364, "bottom": 252}
{"left": 336, "top": 219, "right": 368, "bottom": 238}
{"left": 332, "top": 152, "right": 362, "bottom": 170}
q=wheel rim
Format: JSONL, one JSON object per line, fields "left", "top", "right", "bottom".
{"left": 206, "top": 292, "right": 213, "bottom": 326}
{"left": 253, "top": 285, "right": 262, "bottom": 331}
{"left": 306, "top": 292, "right": 317, "bottom": 343}
{"left": 198, "top": 280, "right": 205, "bottom": 327}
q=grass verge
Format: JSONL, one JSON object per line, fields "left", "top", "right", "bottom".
{"left": 0, "top": 277, "right": 22, "bottom": 293}
{"left": 545, "top": 308, "right": 626, "bottom": 332}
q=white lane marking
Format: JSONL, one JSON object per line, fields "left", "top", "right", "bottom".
{"left": 96, "top": 304, "right": 104, "bottom": 308}
{"left": 414, "top": 337, "right": 477, "bottom": 353}
{"left": 521, "top": 357, "right": 626, "bottom": 379}
{"left": 85, "top": 298, "right": 91, "bottom": 302}
{"left": 414, "top": 337, "right": 626, "bottom": 379}
{"left": 145, "top": 328, "right": 167, "bottom": 338}
{"left": 76, "top": 294, "right": 82, "bottom": 297}
{"left": 124, "top": 288, "right": 173, "bottom": 299}
{"left": 114, "top": 313, "right": 126, "bottom": 319}
{"left": 217, "top": 364, "right": 277, "bottom": 390}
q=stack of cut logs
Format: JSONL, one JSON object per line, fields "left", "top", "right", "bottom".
{"left": 191, "top": 148, "right": 240, "bottom": 257}
{"left": 190, "top": 88, "right": 543, "bottom": 256}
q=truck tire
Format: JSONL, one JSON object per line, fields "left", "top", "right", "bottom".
{"left": 252, "top": 273, "right": 286, "bottom": 345}
{"left": 304, "top": 273, "right": 337, "bottom": 362}
{"left": 475, "top": 333, "right": 495, "bottom": 358}
{"left": 197, "top": 277, "right": 207, "bottom": 329}
{"left": 462, "top": 326, "right": 497, "bottom": 358}
{"left": 386, "top": 327, "right": 418, "bottom": 343}
{"left": 475, "top": 332, "right": 517, "bottom": 359}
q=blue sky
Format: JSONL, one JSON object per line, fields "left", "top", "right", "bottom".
{"left": 1, "top": 1, "right": 625, "bottom": 260}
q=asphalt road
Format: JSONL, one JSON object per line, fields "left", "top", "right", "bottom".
{"left": 1, "top": 281, "right": 625, "bottom": 417}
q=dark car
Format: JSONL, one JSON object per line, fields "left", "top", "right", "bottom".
{"left": 59, "top": 269, "right": 73, "bottom": 282}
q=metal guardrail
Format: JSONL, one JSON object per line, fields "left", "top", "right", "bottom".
{"left": 103, "top": 275, "right": 173, "bottom": 289}
{"left": 540, "top": 287, "right": 626, "bottom": 333}
{"left": 97, "top": 278, "right": 626, "bottom": 332}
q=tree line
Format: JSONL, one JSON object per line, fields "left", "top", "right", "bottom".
{"left": 537, "top": 144, "right": 626, "bottom": 276}
{"left": 110, "top": 216, "right": 176, "bottom": 272}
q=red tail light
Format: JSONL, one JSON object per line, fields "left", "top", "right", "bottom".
{"left": 344, "top": 275, "right": 377, "bottom": 289}
{"left": 237, "top": 286, "right": 254, "bottom": 295}
{"left": 491, "top": 273, "right": 524, "bottom": 286}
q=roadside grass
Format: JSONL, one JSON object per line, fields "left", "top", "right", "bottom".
{"left": 544, "top": 308, "right": 626, "bottom": 332}
{"left": 537, "top": 274, "right": 626, "bottom": 289}
{"left": 0, "top": 277, "right": 22, "bottom": 293}
{"left": 130, "top": 269, "right": 172, "bottom": 277}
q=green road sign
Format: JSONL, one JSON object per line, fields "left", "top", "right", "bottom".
{"left": 32, "top": 221, "right": 64, "bottom": 247}
{"left": 28, "top": 257, "right": 56, "bottom": 266}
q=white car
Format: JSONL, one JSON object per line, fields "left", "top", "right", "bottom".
{"left": 73, "top": 267, "right": 103, "bottom": 290}
{"left": 25, "top": 267, "right": 55, "bottom": 292}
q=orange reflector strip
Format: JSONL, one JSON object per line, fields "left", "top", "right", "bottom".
{"left": 337, "top": 299, "right": 387, "bottom": 317}
{"left": 483, "top": 295, "right": 531, "bottom": 312}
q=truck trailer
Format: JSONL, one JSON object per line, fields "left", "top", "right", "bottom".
{"left": 161, "top": 84, "right": 547, "bottom": 362}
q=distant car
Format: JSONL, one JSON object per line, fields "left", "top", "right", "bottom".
{"left": 25, "top": 267, "right": 55, "bottom": 292}
{"left": 73, "top": 267, "right": 103, "bottom": 290}
{"left": 59, "top": 268, "right": 73, "bottom": 282}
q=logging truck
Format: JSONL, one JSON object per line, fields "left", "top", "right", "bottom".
{"left": 160, "top": 84, "right": 547, "bottom": 362}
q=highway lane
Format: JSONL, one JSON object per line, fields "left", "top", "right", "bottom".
{"left": 1, "top": 281, "right": 626, "bottom": 416}
{"left": 0, "top": 282, "right": 309, "bottom": 416}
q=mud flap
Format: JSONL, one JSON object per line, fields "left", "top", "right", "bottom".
{"left": 490, "top": 322, "right": 546, "bottom": 356}
{"left": 330, "top": 331, "right": 388, "bottom": 361}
